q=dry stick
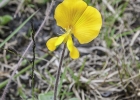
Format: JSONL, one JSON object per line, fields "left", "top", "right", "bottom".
{"left": 14, "top": 0, "right": 25, "bottom": 18}
{"left": 116, "top": 58, "right": 124, "bottom": 85}
{"left": 31, "top": 22, "right": 36, "bottom": 100}
{"left": 1, "top": 1, "right": 55, "bottom": 100}
{"left": 54, "top": 44, "right": 66, "bottom": 100}
{"left": 102, "top": 0, "right": 123, "bottom": 24}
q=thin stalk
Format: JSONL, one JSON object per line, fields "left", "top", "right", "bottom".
{"left": 31, "top": 22, "right": 35, "bottom": 100}
{"left": 54, "top": 44, "right": 66, "bottom": 100}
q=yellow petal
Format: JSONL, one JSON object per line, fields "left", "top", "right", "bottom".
{"left": 54, "top": 0, "right": 87, "bottom": 30}
{"left": 72, "top": 6, "right": 102, "bottom": 44}
{"left": 67, "top": 35, "right": 74, "bottom": 51}
{"left": 55, "top": 34, "right": 67, "bottom": 46}
{"left": 70, "top": 46, "right": 79, "bottom": 59}
{"left": 46, "top": 37, "right": 58, "bottom": 51}
{"left": 67, "top": 35, "right": 79, "bottom": 59}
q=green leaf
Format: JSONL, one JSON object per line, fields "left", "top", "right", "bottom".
{"left": 104, "top": 36, "right": 113, "bottom": 48}
{"left": 17, "top": 87, "right": 27, "bottom": 99}
{"left": 38, "top": 91, "right": 54, "bottom": 100}
{"left": 76, "top": 58, "right": 87, "bottom": 83}
{"left": 0, "top": 15, "right": 13, "bottom": 25}
{"left": 83, "top": 0, "right": 91, "bottom": 5}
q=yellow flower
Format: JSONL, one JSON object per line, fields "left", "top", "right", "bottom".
{"left": 46, "top": 0, "right": 102, "bottom": 59}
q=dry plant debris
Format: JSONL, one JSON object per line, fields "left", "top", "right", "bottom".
{"left": 0, "top": 0, "right": 140, "bottom": 100}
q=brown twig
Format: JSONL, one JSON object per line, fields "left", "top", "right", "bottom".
{"left": 54, "top": 44, "right": 66, "bottom": 100}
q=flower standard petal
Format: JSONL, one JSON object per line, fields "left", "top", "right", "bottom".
{"left": 54, "top": 0, "right": 87, "bottom": 30}
{"left": 67, "top": 35, "right": 79, "bottom": 59}
{"left": 46, "top": 37, "right": 58, "bottom": 51}
{"left": 72, "top": 6, "right": 102, "bottom": 44}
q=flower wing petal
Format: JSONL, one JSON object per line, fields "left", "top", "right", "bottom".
{"left": 54, "top": 0, "right": 87, "bottom": 30}
{"left": 67, "top": 36, "right": 79, "bottom": 59}
{"left": 46, "top": 37, "right": 58, "bottom": 51}
{"left": 73, "top": 6, "right": 102, "bottom": 44}
{"left": 55, "top": 34, "right": 67, "bottom": 46}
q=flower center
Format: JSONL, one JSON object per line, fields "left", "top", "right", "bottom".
{"left": 63, "top": 29, "right": 72, "bottom": 43}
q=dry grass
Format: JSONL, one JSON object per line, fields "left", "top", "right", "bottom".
{"left": 0, "top": 0, "right": 140, "bottom": 100}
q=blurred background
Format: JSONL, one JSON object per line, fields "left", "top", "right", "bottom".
{"left": 0, "top": 0, "right": 140, "bottom": 100}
